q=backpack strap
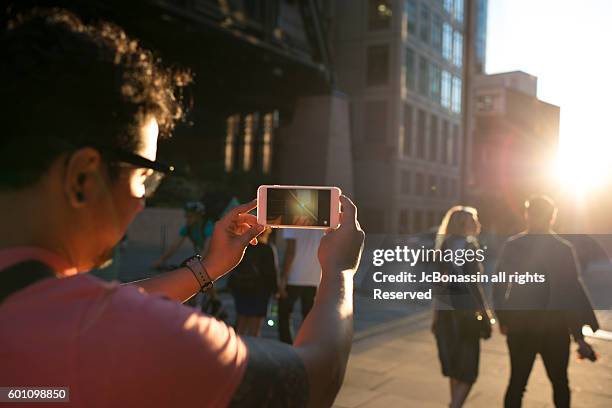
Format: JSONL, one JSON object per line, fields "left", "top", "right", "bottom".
{"left": 0, "top": 261, "right": 56, "bottom": 304}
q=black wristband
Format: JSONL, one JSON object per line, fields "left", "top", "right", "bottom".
{"left": 180, "top": 254, "right": 213, "bottom": 292}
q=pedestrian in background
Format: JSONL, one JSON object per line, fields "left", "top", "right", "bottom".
{"left": 152, "top": 201, "right": 210, "bottom": 268}
{"left": 432, "top": 206, "right": 492, "bottom": 408}
{"left": 494, "top": 196, "right": 598, "bottom": 408}
{"left": 229, "top": 227, "right": 278, "bottom": 336}
{"left": 278, "top": 229, "right": 323, "bottom": 344}
{"left": 151, "top": 201, "right": 225, "bottom": 317}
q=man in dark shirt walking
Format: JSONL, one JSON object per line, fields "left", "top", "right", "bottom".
{"left": 494, "top": 196, "right": 599, "bottom": 408}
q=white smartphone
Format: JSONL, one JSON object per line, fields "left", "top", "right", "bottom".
{"left": 257, "top": 185, "right": 342, "bottom": 229}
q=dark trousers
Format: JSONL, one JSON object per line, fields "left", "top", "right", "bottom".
{"left": 278, "top": 285, "right": 317, "bottom": 344}
{"left": 504, "top": 330, "right": 570, "bottom": 408}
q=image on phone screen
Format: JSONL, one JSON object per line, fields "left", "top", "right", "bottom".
{"left": 267, "top": 188, "right": 331, "bottom": 227}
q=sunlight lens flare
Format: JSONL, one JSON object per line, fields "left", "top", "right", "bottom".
{"left": 553, "top": 139, "right": 611, "bottom": 195}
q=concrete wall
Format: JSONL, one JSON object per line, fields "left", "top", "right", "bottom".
{"left": 278, "top": 92, "right": 355, "bottom": 196}
{"left": 126, "top": 207, "right": 191, "bottom": 252}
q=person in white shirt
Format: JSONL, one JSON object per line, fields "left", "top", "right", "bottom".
{"left": 278, "top": 229, "right": 323, "bottom": 344}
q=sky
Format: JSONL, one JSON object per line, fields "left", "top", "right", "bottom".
{"left": 486, "top": 0, "right": 612, "bottom": 192}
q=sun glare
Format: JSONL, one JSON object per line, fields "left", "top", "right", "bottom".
{"left": 554, "top": 129, "right": 611, "bottom": 195}
{"left": 488, "top": 0, "right": 612, "bottom": 197}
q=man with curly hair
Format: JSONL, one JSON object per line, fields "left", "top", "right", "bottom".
{"left": 0, "top": 8, "right": 365, "bottom": 407}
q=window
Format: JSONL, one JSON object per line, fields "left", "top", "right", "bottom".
{"left": 453, "top": 31, "right": 463, "bottom": 67}
{"left": 224, "top": 114, "right": 239, "bottom": 172}
{"left": 401, "top": 170, "right": 411, "bottom": 194}
{"left": 442, "top": 23, "right": 453, "bottom": 61}
{"left": 452, "top": 124, "right": 460, "bottom": 165}
{"left": 428, "top": 174, "right": 437, "bottom": 197}
{"left": 406, "top": 0, "right": 417, "bottom": 35}
{"left": 367, "top": 45, "right": 389, "bottom": 86}
{"left": 261, "top": 112, "right": 275, "bottom": 174}
{"left": 368, "top": 0, "right": 392, "bottom": 30}
{"left": 431, "top": 14, "right": 443, "bottom": 53}
{"left": 243, "top": 113, "right": 254, "bottom": 171}
{"left": 415, "top": 173, "right": 424, "bottom": 195}
{"left": 405, "top": 47, "right": 416, "bottom": 91}
{"left": 418, "top": 57, "right": 429, "bottom": 96}
{"left": 451, "top": 76, "right": 462, "bottom": 113}
{"left": 403, "top": 104, "right": 413, "bottom": 156}
{"left": 444, "top": 0, "right": 453, "bottom": 15}
{"left": 429, "top": 115, "right": 438, "bottom": 161}
{"left": 475, "top": 0, "right": 487, "bottom": 71}
{"left": 441, "top": 70, "right": 451, "bottom": 108}
{"left": 430, "top": 64, "right": 442, "bottom": 104}
{"left": 417, "top": 109, "right": 426, "bottom": 159}
{"left": 477, "top": 94, "right": 497, "bottom": 113}
{"left": 419, "top": 4, "right": 430, "bottom": 43}
{"left": 454, "top": 0, "right": 464, "bottom": 24}
{"left": 399, "top": 209, "right": 410, "bottom": 233}
{"left": 364, "top": 101, "right": 387, "bottom": 142}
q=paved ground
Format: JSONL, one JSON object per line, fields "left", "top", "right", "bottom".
{"left": 333, "top": 311, "right": 612, "bottom": 408}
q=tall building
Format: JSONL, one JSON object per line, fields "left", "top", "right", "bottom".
{"left": 466, "top": 71, "right": 560, "bottom": 233}
{"left": 333, "top": 0, "right": 486, "bottom": 233}
{"left": 461, "top": 0, "right": 488, "bottom": 198}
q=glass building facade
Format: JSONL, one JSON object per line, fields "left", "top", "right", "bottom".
{"left": 333, "top": 0, "right": 486, "bottom": 233}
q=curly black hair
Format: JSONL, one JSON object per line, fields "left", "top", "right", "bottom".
{"left": 0, "top": 7, "right": 192, "bottom": 190}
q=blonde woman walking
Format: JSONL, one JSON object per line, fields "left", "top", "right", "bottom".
{"left": 432, "top": 206, "right": 492, "bottom": 408}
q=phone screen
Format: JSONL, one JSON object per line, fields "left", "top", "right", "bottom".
{"left": 266, "top": 188, "right": 331, "bottom": 227}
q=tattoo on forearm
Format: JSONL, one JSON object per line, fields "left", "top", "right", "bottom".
{"left": 229, "top": 337, "right": 309, "bottom": 407}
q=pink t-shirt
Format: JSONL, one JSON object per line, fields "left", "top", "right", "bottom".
{"left": 0, "top": 247, "right": 247, "bottom": 407}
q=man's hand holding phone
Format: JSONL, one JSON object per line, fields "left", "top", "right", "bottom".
{"left": 318, "top": 195, "right": 365, "bottom": 275}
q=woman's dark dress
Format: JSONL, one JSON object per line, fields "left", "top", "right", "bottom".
{"left": 433, "top": 235, "right": 488, "bottom": 384}
{"left": 229, "top": 243, "right": 278, "bottom": 317}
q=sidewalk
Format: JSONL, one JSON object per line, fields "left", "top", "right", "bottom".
{"left": 334, "top": 311, "right": 612, "bottom": 408}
